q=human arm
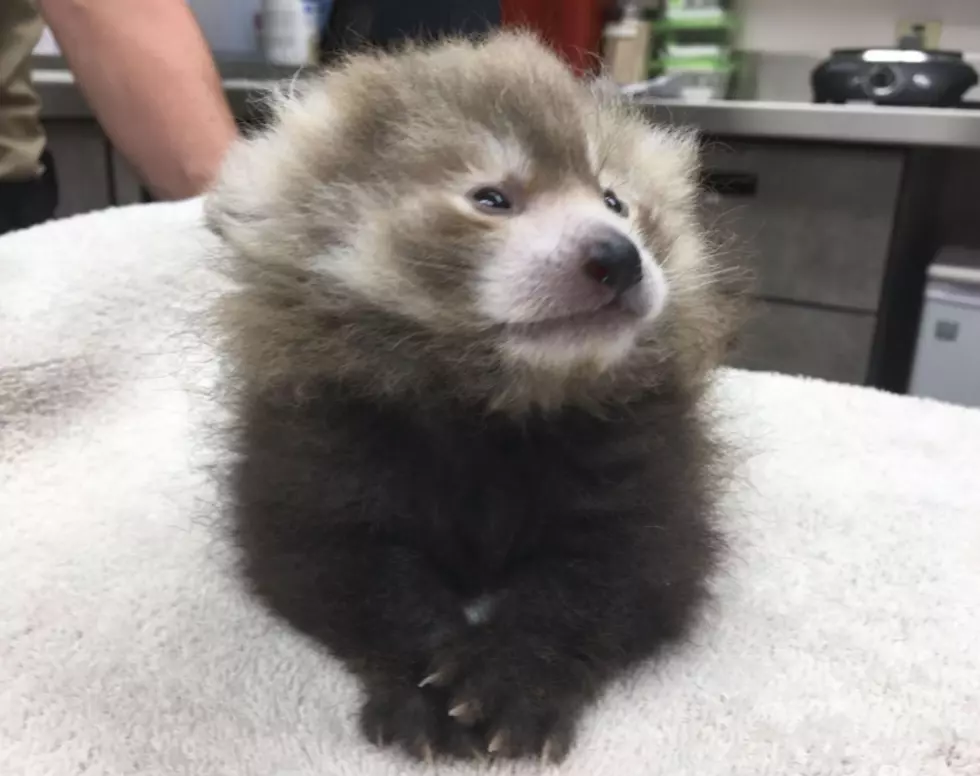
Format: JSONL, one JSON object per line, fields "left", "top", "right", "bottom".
{"left": 38, "top": 0, "right": 237, "bottom": 200}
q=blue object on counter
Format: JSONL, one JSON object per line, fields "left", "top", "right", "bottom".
{"left": 316, "top": 0, "right": 334, "bottom": 26}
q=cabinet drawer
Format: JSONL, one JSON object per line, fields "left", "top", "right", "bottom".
{"left": 700, "top": 141, "right": 904, "bottom": 312}
{"left": 728, "top": 300, "right": 877, "bottom": 385}
{"left": 44, "top": 120, "right": 112, "bottom": 218}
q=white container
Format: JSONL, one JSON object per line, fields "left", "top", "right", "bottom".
{"left": 261, "top": 0, "right": 319, "bottom": 66}
{"left": 909, "top": 249, "right": 980, "bottom": 409}
{"left": 603, "top": 18, "right": 653, "bottom": 85}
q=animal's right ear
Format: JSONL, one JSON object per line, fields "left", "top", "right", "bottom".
{"left": 204, "top": 83, "right": 335, "bottom": 255}
{"left": 204, "top": 133, "right": 280, "bottom": 247}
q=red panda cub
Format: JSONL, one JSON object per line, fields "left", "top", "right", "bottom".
{"left": 207, "top": 31, "right": 737, "bottom": 764}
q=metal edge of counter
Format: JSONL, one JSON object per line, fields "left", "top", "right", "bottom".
{"left": 32, "top": 69, "right": 980, "bottom": 150}
{"left": 637, "top": 98, "right": 980, "bottom": 149}
{"left": 33, "top": 70, "right": 278, "bottom": 121}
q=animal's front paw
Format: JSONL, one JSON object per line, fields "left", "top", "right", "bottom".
{"left": 432, "top": 652, "right": 584, "bottom": 763}
{"left": 481, "top": 691, "right": 578, "bottom": 763}
{"left": 359, "top": 684, "right": 483, "bottom": 762}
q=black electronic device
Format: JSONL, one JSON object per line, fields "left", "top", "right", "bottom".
{"left": 812, "top": 48, "right": 978, "bottom": 107}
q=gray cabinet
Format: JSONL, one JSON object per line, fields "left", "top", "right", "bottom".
{"left": 109, "top": 148, "right": 145, "bottom": 207}
{"left": 701, "top": 140, "right": 904, "bottom": 383}
{"left": 43, "top": 120, "right": 112, "bottom": 218}
{"left": 730, "top": 299, "right": 877, "bottom": 384}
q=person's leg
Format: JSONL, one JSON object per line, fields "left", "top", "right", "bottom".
{"left": 0, "top": 154, "right": 59, "bottom": 236}
{"left": 0, "top": 0, "right": 57, "bottom": 235}
{"left": 13, "top": 149, "right": 58, "bottom": 228}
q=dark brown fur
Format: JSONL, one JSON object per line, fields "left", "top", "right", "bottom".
{"left": 207, "top": 31, "right": 740, "bottom": 763}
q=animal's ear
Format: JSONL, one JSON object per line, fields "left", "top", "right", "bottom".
{"left": 204, "top": 81, "right": 335, "bottom": 255}
{"left": 204, "top": 133, "right": 279, "bottom": 246}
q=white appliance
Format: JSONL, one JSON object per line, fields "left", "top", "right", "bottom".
{"left": 188, "top": 0, "right": 262, "bottom": 57}
{"left": 909, "top": 247, "right": 980, "bottom": 408}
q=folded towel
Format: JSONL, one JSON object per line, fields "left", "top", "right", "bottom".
{"left": 2, "top": 201, "right": 979, "bottom": 775}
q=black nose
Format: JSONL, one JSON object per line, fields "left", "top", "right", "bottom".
{"left": 582, "top": 232, "right": 643, "bottom": 295}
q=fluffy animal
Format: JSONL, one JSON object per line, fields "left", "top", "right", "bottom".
{"left": 206, "top": 31, "right": 739, "bottom": 764}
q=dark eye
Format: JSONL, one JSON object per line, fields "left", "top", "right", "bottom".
{"left": 470, "top": 187, "right": 512, "bottom": 212}
{"left": 603, "top": 189, "right": 628, "bottom": 217}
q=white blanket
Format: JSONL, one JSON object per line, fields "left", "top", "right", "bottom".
{"left": 2, "top": 201, "right": 979, "bottom": 776}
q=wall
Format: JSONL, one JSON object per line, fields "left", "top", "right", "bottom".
{"left": 34, "top": 2, "right": 264, "bottom": 60}
{"left": 187, "top": 0, "right": 262, "bottom": 57}
{"left": 737, "top": 0, "right": 980, "bottom": 55}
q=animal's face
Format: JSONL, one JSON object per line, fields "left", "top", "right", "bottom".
{"left": 369, "top": 143, "right": 671, "bottom": 372}
{"left": 210, "top": 33, "right": 710, "bottom": 392}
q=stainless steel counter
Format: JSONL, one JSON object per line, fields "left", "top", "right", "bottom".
{"left": 639, "top": 98, "right": 980, "bottom": 149}
{"left": 33, "top": 68, "right": 282, "bottom": 121}
{"left": 32, "top": 59, "right": 980, "bottom": 150}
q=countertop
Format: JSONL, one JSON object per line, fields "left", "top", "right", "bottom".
{"left": 638, "top": 98, "right": 980, "bottom": 149}
{"left": 30, "top": 56, "right": 980, "bottom": 150}
{"left": 32, "top": 55, "right": 298, "bottom": 120}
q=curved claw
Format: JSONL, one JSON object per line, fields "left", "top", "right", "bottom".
{"left": 487, "top": 730, "right": 507, "bottom": 755}
{"left": 541, "top": 737, "right": 560, "bottom": 765}
{"left": 418, "top": 669, "right": 448, "bottom": 688}
{"left": 448, "top": 700, "right": 482, "bottom": 725}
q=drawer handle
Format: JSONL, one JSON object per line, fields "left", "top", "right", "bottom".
{"left": 700, "top": 170, "right": 758, "bottom": 197}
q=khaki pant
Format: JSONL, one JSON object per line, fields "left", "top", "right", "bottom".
{"left": 0, "top": 0, "right": 45, "bottom": 181}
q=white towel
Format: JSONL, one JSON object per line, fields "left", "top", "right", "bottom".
{"left": 2, "top": 201, "right": 979, "bottom": 776}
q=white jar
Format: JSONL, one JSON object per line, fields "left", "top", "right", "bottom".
{"left": 260, "top": 0, "right": 319, "bottom": 66}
